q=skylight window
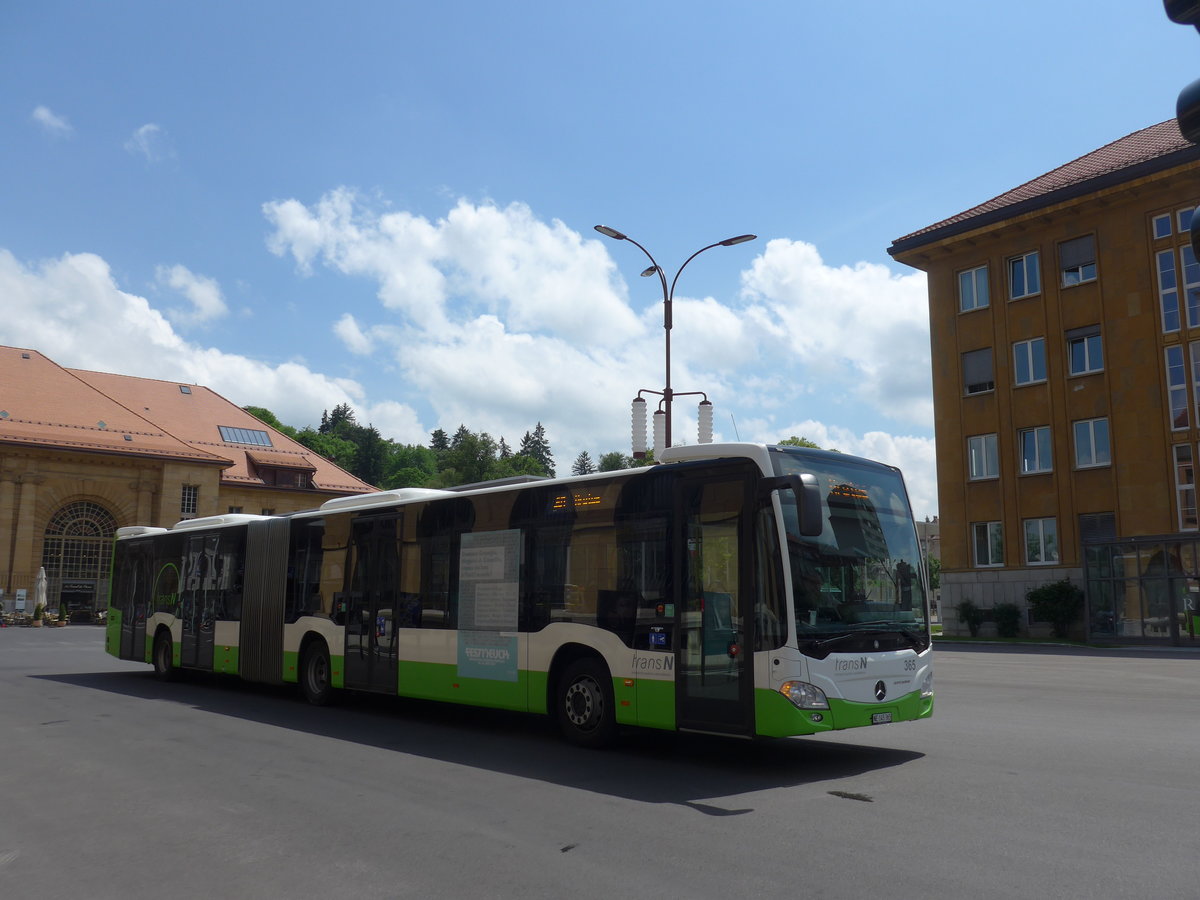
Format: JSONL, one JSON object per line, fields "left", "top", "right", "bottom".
{"left": 179, "top": 385, "right": 192, "bottom": 394}
{"left": 219, "top": 426, "right": 273, "bottom": 446}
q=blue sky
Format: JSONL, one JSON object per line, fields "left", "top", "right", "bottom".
{"left": 2, "top": 1, "right": 1195, "bottom": 518}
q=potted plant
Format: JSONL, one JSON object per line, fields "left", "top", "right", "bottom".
{"left": 32, "top": 603, "right": 45, "bottom": 627}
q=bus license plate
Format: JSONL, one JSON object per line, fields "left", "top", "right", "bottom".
{"left": 871, "top": 712, "right": 893, "bottom": 725}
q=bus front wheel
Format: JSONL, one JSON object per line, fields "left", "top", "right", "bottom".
{"left": 152, "top": 632, "right": 177, "bottom": 682}
{"left": 557, "top": 657, "right": 617, "bottom": 748}
{"left": 300, "top": 642, "right": 334, "bottom": 706}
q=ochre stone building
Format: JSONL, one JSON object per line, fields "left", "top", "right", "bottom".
{"left": 890, "top": 120, "right": 1200, "bottom": 644}
{"left": 0, "top": 346, "right": 373, "bottom": 617}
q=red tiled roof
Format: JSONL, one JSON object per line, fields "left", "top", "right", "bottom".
{"left": 0, "top": 345, "right": 373, "bottom": 495}
{"left": 890, "top": 120, "right": 1198, "bottom": 253}
{"left": 0, "top": 348, "right": 229, "bottom": 464}
{"left": 74, "top": 367, "right": 373, "bottom": 494}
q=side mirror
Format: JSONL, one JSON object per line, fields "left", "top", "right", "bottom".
{"left": 761, "top": 473, "right": 823, "bottom": 537}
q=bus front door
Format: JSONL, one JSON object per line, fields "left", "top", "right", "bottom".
{"left": 675, "top": 471, "right": 754, "bottom": 736}
{"left": 343, "top": 515, "right": 400, "bottom": 694}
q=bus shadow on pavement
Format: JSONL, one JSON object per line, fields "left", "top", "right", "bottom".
{"left": 36, "top": 669, "right": 924, "bottom": 814}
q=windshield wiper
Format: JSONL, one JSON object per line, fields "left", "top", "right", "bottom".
{"left": 809, "top": 625, "right": 925, "bottom": 650}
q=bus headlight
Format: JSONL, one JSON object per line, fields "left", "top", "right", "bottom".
{"left": 921, "top": 671, "right": 934, "bottom": 698}
{"left": 779, "top": 681, "right": 829, "bottom": 710}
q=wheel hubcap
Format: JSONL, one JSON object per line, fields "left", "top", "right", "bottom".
{"left": 565, "top": 678, "right": 599, "bottom": 729}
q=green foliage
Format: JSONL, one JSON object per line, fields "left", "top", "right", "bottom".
{"left": 33, "top": 603, "right": 45, "bottom": 621}
{"left": 926, "top": 555, "right": 941, "bottom": 591}
{"left": 1026, "top": 579, "right": 1084, "bottom": 639}
{"left": 295, "top": 427, "right": 357, "bottom": 472}
{"left": 572, "top": 451, "right": 596, "bottom": 475}
{"left": 597, "top": 451, "right": 631, "bottom": 472}
{"left": 956, "top": 598, "right": 985, "bottom": 637}
{"left": 519, "top": 423, "right": 555, "bottom": 477}
{"left": 429, "top": 428, "right": 450, "bottom": 452}
{"left": 242, "top": 406, "right": 297, "bottom": 439}
{"left": 778, "top": 435, "right": 822, "bottom": 448}
{"left": 993, "top": 602, "right": 1023, "bottom": 638}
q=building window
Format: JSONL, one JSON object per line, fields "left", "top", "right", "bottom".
{"left": 973, "top": 522, "right": 1003, "bottom": 567}
{"left": 1066, "top": 326, "right": 1103, "bottom": 375}
{"left": 1154, "top": 214, "right": 1173, "bottom": 239}
{"left": 1183, "top": 245, "right": 1200, "bottom": 329}
{"left": 968, "top": 434, "right": 999, "bottom": 480}
{"left": 1019, "top": 426, "right": 1052, "bottom": 474}
{"left": 1158, "top": 249, "right": 1181, "bottom": 333}
{"left": 1073, "top": 418, "right": 1110, "bottom": 469}
{"left": 1079, "top": 512, "right": 1116, "bottom": 543}
{"left": 1166, "top": 345, "right": 1189, "bottom": 430}
{"left": 261, "top": 508, "right": 275, "bottom": 516}
{"left": 181, "top": 484, "right": 198, "bottom": 519}
{"left": 1058, "top": 235, "right": 1096, "bottom": 287}
{"left": 1175, "top": 444, "right": 1197, "bottom": 530}
{"left": 1009, "top": 251, "right": 1040, "bottom": 300}
{"left": 1013, "top": 338, "right": 1046, "bottom": 386}
{"left": 218, "top": 426, "right": 273, "bottom": 447}
{"left": 179, "top": 385, "right": 192, "bottom": 395}
{"left": 959, "top": 265, "right": 989, "bottom": 312}
{"left": 228, "top": 506, "right": 243, "bottom": 514}
{"left": 1024, "top": 518, "right": 1059, "bottom": 565}
{"left": 962, "top": 347, "right": 994, "bottom": 395}
{"left": 1178, "top": 207, "right": 1195, "bottom": 234}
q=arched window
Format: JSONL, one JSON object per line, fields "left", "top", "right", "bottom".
{"left": 42, "top": 501, "right": 118, "bottom": 614}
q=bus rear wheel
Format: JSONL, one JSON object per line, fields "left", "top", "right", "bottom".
{"left": 557, "top": 658, "right": 616, "bottom": 748}
{"left": 152, "top": 631, "right": 177, "bottom": 682}
{"left": 300, "top": 642, "right": 334, "bottom": 706}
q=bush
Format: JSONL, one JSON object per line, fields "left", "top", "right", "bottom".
{"left": 993, "top": 602, "right": 1023, "bottom": 638}
{"left": 956, "top": 599, "right": 985, "bottom": 637}
{"left": 1026, "top": 579, "right": 1084, "bottom": 639}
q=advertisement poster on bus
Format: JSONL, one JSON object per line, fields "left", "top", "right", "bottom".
{"left": 457, "top": 529, "right": 520, "bottom": 681}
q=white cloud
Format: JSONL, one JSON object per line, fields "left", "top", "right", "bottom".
{"left": 124, "top": 123, "right": 172, "bottom": 162}
{"left": 156, "top": 264, "right": 228, "bottom": 326}
{"left": 333, "top": 313, "right": 375, "bottom": 355}
{"left": 741, "top": 238, "right": 932, "bottom": 426}
{"left": 264, "top": 192, "right": 640, "bottom": 344}
{"left": 32, "top": 106, "right": 73, "bottom": 137}
{"left": 0, "top": 249, "right": 415, "bottom": 434}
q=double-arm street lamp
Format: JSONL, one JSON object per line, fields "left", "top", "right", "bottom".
{"left": 594, "top": 225, "right": 756, "bottom": 456}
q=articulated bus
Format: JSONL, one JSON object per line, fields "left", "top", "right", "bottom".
{"left": 105, "top": 443, "right": 933, "bottom": 745}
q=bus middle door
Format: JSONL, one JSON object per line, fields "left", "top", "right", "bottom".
{"left": 343, "top": 514, "right": 400, "bottom": 694}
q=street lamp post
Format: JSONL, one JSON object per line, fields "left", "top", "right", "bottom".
{"left": 594, "top": 225, "right": 755, "bottom": 454}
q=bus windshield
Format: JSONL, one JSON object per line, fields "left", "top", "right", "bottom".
{"left": 771, "top": 448, "right": 929, "bottom": 652}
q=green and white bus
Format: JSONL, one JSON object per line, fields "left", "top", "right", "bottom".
{"left": 105, "top": 442, "right": 933, "bottom": 745}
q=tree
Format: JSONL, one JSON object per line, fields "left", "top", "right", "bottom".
{"left": 355, "top": 425, "right": 387, "bottom": 487}
{"left": 571, "top": 451, "right": 596, "bottom": 476}
{"left": 779, "top": 435, "right": 822, "bottom": 448}
{"left": 295, "top": 427, "right": 357, "bottom": 472}
{"left": 429, "top": 428, "right": 450, "bottom": 452}
{"left": 597, "top": 451, "right": 630, "bottom": 472}
{"left": 320, "top": 403, "right": 357, "bottom": 435}
{"left": 519, "top": 422, "right": 555, "bottom": 477}
{"left": 498, "top": 437, "right": 512, "bottom": 459}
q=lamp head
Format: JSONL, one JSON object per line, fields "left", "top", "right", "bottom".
{"left": 640, "top": 266, "right": 659, "bottom": 277}
{"left": 594, "top": 225, "right": 626, "bottom": 241}
{"left": 719, "top": 234, "right": 757, "bottom": 246}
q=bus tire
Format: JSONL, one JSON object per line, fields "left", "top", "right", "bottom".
{"left": 152, "top": 631, "right": 177, "bottom": 682}
{"left": 300, "top": 641, "right": 334, "bottom": 706}
{"left": 557, "top": 657, "right": 617, "bottom": 748}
